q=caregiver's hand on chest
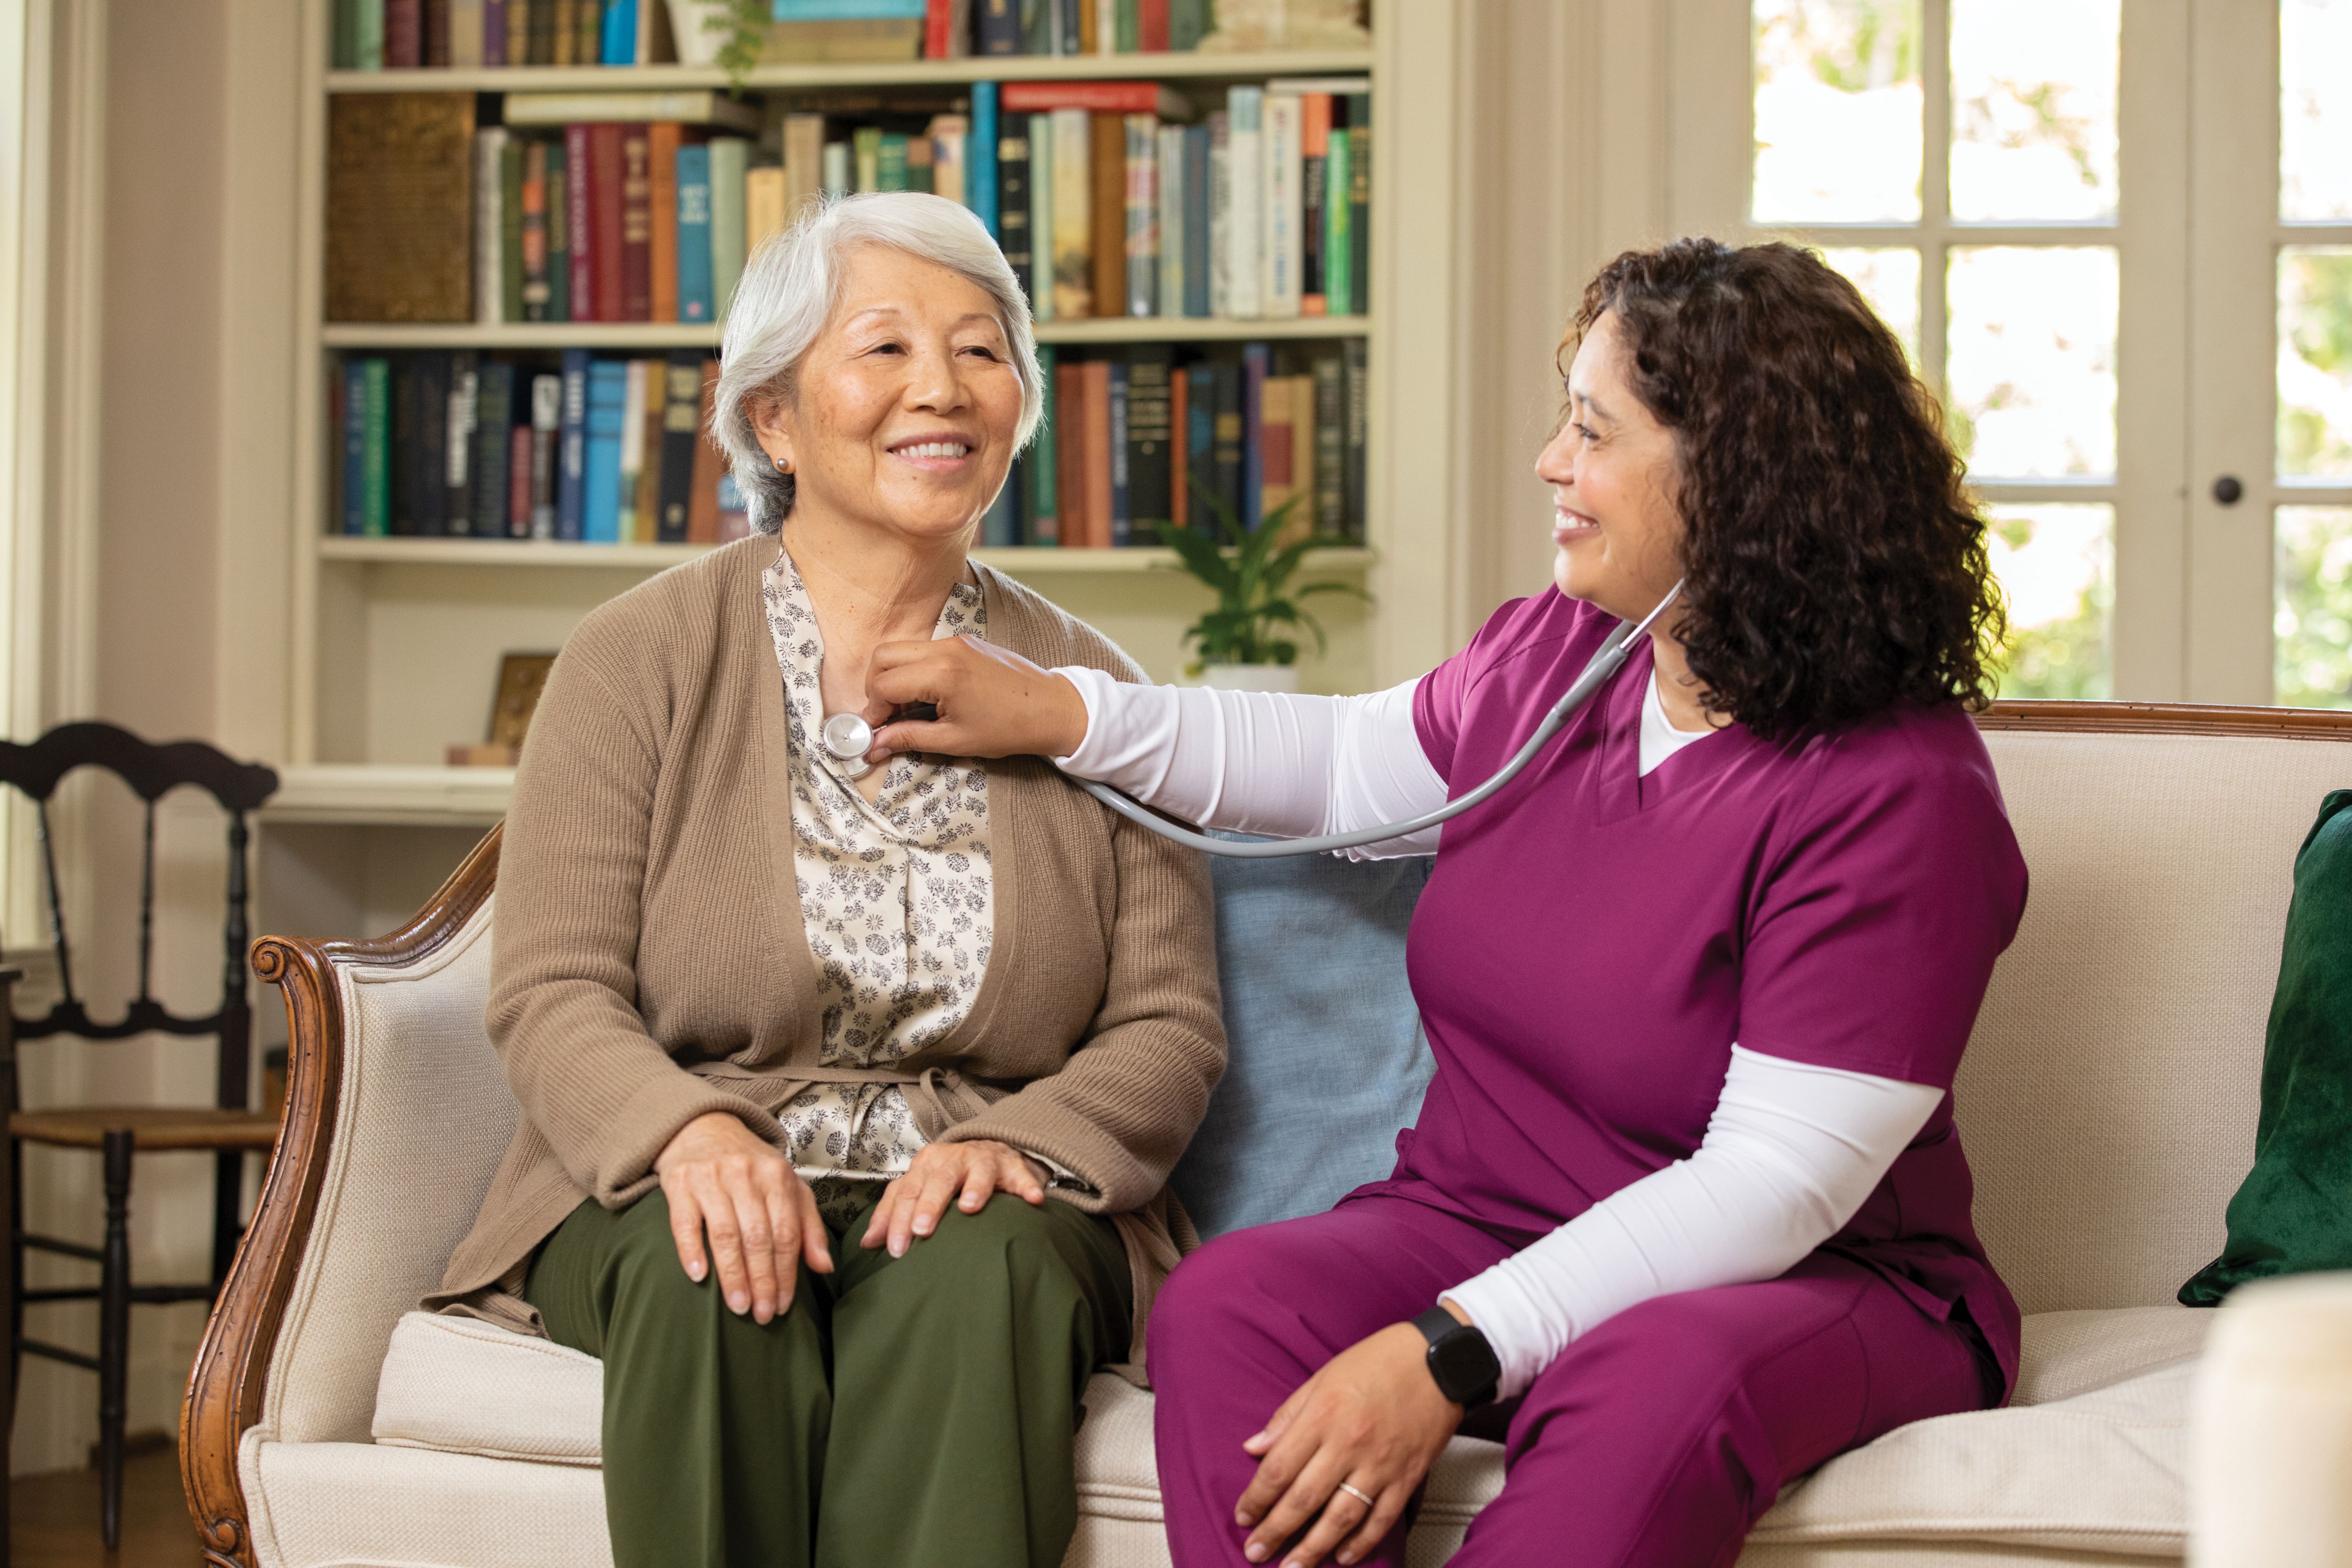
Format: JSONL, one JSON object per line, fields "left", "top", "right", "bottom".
{"left": 1234, "top": 1307, "right": 1470, "bottom": 1567}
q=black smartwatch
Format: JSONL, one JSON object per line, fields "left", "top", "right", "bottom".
{"left": 1410, "top": 1307, "right": 1500, "bottom": 1409}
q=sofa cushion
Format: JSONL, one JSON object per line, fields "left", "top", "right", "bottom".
{"left": 373, "top": 1311, "right": 603, "bottom": 1465}
{"left": 1171, "top": 853, "right": 1432, "bottom": 1241}
{"left": 377, "top": 1304, "right": 2209, "bottom": 1561}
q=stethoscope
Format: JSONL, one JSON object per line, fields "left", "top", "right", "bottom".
{"left": 819, "top": 581, "right": 1685, "bottom": 859}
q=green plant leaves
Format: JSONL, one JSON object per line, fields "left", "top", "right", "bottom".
{"left": 1152, "top": 467, "right": 1373, "bottom": 670}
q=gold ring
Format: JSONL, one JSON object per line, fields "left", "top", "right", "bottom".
{"left": 1336, "top": 1482, "right": 1375, "bottom": 1508}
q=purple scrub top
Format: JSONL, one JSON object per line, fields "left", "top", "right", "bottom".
{"left": 1377, "top": 589, "right": 2030, "bottom": 1396}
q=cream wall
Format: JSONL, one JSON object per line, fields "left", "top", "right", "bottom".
{"left": 8, "top": 0, "right": 1644, "bottom": 1476}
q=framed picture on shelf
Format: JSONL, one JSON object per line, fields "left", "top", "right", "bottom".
{"left": 447, "top": 650, "right": 557, "bottom": 765}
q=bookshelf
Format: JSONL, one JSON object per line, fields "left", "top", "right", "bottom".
{"left": 282, "top": 0, "right": 1464, "bottom": 825}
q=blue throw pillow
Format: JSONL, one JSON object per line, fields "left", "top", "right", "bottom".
{"left": 1171, "top": 851, "right": 1433, "bottom": 1241}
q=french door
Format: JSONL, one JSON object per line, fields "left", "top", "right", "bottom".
{"left": 1665, "top": 0, "right": 2352, "bottom": 705}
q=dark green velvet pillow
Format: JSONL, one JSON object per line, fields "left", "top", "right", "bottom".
{"left": 2182, "top": 789, "right": 2352, "bottom": 1306}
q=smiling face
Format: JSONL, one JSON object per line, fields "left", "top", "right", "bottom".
{"left": 1536, "top": 310, "right": 1688, "bottom": 621}
{"left": 750, "top": 243, "right": 1025, "bottom": 548}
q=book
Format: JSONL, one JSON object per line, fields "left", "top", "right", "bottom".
{"left": 877, "top": 132, "right": 911, "bottom": 191}
{"left": 1259, "top": 372, "right": 1299, "bottom": 536}
{"left": 977, "top": 0, "right": 1021, "bottom": 54}
{"left": 764, "top": 17, "right": 925, "bottom": 60}
{"left": 548, "top": 0, "right": 575, "bottom": 63}
{"left": 337, "top": 359, "right": 361, "bottom": 535}
{"left": 981, "top": 455, "right": 1020, "bottom": 546}
{"left": 1123, "top": 114, "right": 1158, "bottom": 317}
{"left": 1089, "top": 111, "right": 1123, "bottom": 318}
{"left": 922, "top": 0, "right": 970, "bottom": 57}
{"left": 1312, "top": 355, "right": 1343, "bottom": 537}
{"left": 510, "top": 418, "right": 536, "bottom": 537}
{"left": 526, "top": 0, "right": 555, "bottom": 62}
{"left": 1054, "top": 357, "right": 1084, "bottom": 547}
{"left": 328, "top": 94, "right": 476, "bottom": 321}
{"left": 657, "top": 350, "right": 702, "bottom": 542}
{"left": 747, "top": 165, "right": 787, "bottom": 257}
{"left": 600, "top": 0, "right": 636, "bottom": 61}
{"left": 521, "top": 139, "right": 552, "bottom": 320}
{"left": 1027, "top": 343, "right": 1058, "bottom": 543}
{"left": 649, "top": 121, "right": 681, "bottom": 321}
{"left": 485, "top": 0, "right": 509, "bottom": 64}
{"left": 566, "top": 124, "right": 595, "bottom": 319}
{"left": 996, "top": 121, "right": 1033, "bottom": 305}
{"left": 335, "top": 0, "right": 363, "bottom": 70}
{"left": 1207, "top": 358, "right": 1242, "bottom": 528}
{"left": 1261, "top": 89, "right": 1302, "bottom": 319}
{"left": 1000, "top": 81, "right": 1192, "bottom": 119}
{"left": 530, "top": 372, "right": 563, "bottom": 539}
{"left": 500, "top": 136, "right": 527, "bottom": 323}
{"left": 853, "top": 125, "right": 882, "bottom": 190}
{"left": 631, "top": 358, "right": 666, "bottom": 542}
{"left": 386, "top": 356, "right": 415, "bottom": 533}
{"left": 687, "top": 358, "right": 726, "bottom": 543}
{"left": 1107, "top": 0, "right": 1127, "bottom": 52}
{"left": 445, "top": 351, "right": 479, "bottom": 534}
{"left": 1167, "top": 363, "right": 1186, "bottom": 531}
{"left": 1056, "top": 0, "right": 1080, "bottom": 54}
{"left": 1125, "top": 347, "right": 1172, "bottom": 539}
{"left": 547, "top": 153, "right": 571, "bottom": 320}
{"left": 472, "top": 128, "right": 507, "bottom": 324}
{"left": 1224, "top": 89, "right": 1262, "bottom": 319}
{"left": 1138, "top": 0, "right": 1167, "bottom": 51}
{"left": 1078, "top": 358, "right": 1112, "bottom": 546}
{"left": 412, "top": 352, "right": 451, "bottom": 535}
{"left": 1107, "top": 359, "right": 1128, "bottom": 544}
{"left": 502, "top": 91, "right": 763, "bottom": 130}
{"left": 1049, "top": 107, "right": 1091, "bottom": 318}
{"left": 610, "top": 127, "right": 646, "bottom": 320}
{"left": 784, "top": 113, "right": 827, "bottom": 226}
{"left": 1322, "top": 118, "right": 1350, "bottom": 318}
{"left": 452, "top": 0, "right": 484, "bottom": 65}
{"left": 1347, "top": 104, "right": 1369, "bottom": 315}
{"left": 590, "top": 122, "right": 627, "bottom": 322}
{"left": 1027, "top": 112, "right": 1054, "bottom": 319}
{"left": 929, "top": 114, "right": 968, "bottom": 207}
{"left": 387, "top": 0, "right": 422, "bottom": 66}
{"left": 1077, "top": 0, "right": 1097, "bottom": 53}
{"left": 1155, "top": 123, "right": 1184, "bottom": 318}
{"left": 1169, "top": 0, "right": 1206, "bottom": 48}
{"left": 822, "top": 140, "right": 851, "bottom": 195}
{"left": 556, "top": 348, "right": 590, "bottom": 540}
{"left": 1240, "top": 340, "right": 1267, "bottom": 529}
{"left": 585, "top": 359, "right": 629, "bottom": 543}
{"left": 676, "top": 141, "right": 714, "bottom": 322}
{"left": 360, "top": 358, "right": 391, "bottom": 535}
{"left": 1182, "top": 124, "right": 1210, "bottom": 317}
{"left": 618, "top": 359, "right": 648, "bottom": 542}
{"left": 969, "top": 82, "right": 998, "bottom": 234}
{"left": 473, "top": 360, "right": 515, "bottom": 537}
{"left": 1343, "top": 336, "right": 1367, "bottom": 541}
{"left": 1206, "top": 111, "right": 1229, "bottom": 317}
{"left": 1300, "top": 93, "right": 1328, "bottom": 314}
{"left": 709, "top": 137, "right": 750, "bottom": 315}
{"left": 773, "top": 0, "right": 926, "bottom": 15}
{"left": 576, "top": 0, "right": 605, "bottom": 63}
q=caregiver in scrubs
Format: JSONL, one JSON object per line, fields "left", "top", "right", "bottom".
{"left": 861, "top": 238, "right": 2028, "bottom": 1568}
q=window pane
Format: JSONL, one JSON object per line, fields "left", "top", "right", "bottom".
{"left": 1948, "top": 0, "right": 2119, "bottom": 222}
{"left": 1947, "top": 246, "right": 2118, "bottom": 477}
{"left": 2279, "top": 246, "right": 2352, "bottom": 478}
{"left": 2276, "top": 506, "right": 2352, "bottom": 707}
{"left": 1820, "top": 246, "right": 1921, "bottom": 363}
{"left": 2282, "top": 0, "right": 2352, "bottom": 221}
{"left": 1988, "top": 504, "right": 2112, "bottom": 699}
{"left": 1752, "top": 0, "right": 1923, "bottom": 222}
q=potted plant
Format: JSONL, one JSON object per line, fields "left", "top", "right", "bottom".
{"left": 1152, "top": 485, "right": 1369, "bottom": 692}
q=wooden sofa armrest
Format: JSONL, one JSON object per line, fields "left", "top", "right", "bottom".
{"left": 1978, "top": 700, "right": 2352, "bottom": 740}
{"left": 180, "top": 824, "right": 504, "bottom": 1568}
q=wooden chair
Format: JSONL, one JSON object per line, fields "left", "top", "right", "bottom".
{"left": 0, "top": 721, "right": 278, "bottom": 1549}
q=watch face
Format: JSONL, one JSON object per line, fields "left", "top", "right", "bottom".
{"left": 1430, "top": 1327, "right": 1500, "bottom": 1403}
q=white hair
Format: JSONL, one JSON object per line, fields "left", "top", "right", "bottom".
{"left": 713, "top": 190, "right": 1044, "bottom": 534}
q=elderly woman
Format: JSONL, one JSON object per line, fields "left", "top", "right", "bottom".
{"left": 427, "top": 191, "right": 1225, "bottom": 1568}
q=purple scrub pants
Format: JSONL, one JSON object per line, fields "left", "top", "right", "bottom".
{"left": 1147, "top": 1191, "right": 1992, "bottom": 1568}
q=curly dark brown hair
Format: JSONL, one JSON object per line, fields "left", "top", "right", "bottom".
{"left": 1567, "top": 238, "right": 2005, "bottom": 741}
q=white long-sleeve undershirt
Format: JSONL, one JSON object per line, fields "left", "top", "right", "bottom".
{"left": 1050, "top": 667, "right": 1946, "bottom": 1399}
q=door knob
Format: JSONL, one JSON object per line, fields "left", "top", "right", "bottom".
{"left": 2213, "top": 475, "right": 2245, "bottom": 506}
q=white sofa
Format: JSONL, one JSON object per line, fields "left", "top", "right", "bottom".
{"left": 182, "top": 702, "right": 2352, "bottom": 1568}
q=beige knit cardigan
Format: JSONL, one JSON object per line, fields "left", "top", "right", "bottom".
{"left": 432, "top": 537, "right": 1228, "bottom": 1363}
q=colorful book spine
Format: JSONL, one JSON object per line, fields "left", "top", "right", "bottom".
{"left": 600, "top": 0, "right": 635, "bottom": 61}
{"left": 565, "top": 123, "right": 594, "bottom": 321}
{"left": 451, "top": 0, "right": 484, "bottom": 66}
{"left": 386, "top": 0, "right": 422, "bottom": 65}
{"left": 342, "top": 359, "right": 370, "bottom": 535}
{"left": 472, "top": 361, "right": 515, "bottom": 537}
{"left": 822, "top": 140, "right": 851, "bottom": 197}
{"left": 632, "top": 356, "right": 666, "bottom": 543}
{"left": 1313, "top": 354, "right": 1343, "bottom": 537}
{"left": 484, "top": 0, "right": 507, "bottom": 64}
{"left": 500, "top": 136, "right": 527, "bottom": 323}
{"left": 530, "top": 372, "right": 562, "bottom": 539}
{"left": 1206, "top": 111, "right": 1230, "bottom": 317}
{"left": 853, "top": 126, "right": 882, "bottom": 192}
{"left": 981, "top": 456, "right": 1020, "bottom": 546}
{"left": 1169, "top": 0, "right": 1206, "bottom": 48}
{"left": 1258, "top": 372, "right": 1297, "bottom": 534}
{"left": 970, "top": 81, "right": 1000, "bottom": 237}
{"left": 746, "top": 165, "right": 787, "bottom": 255}
{"left": 1261, "top": 90, "right": 1302, "bottom": 319}
{"left": 510, "top": 416, "right": 536, "bottom": 537}
{"left": 1300, "top": 93, "right": 1329, "bottom": 315}
{"left": 687, "top": 357, "right": 725, "bottom": 543}
{"left": 1167, "top": 364, "right": 1186, "bottom": 531}
{"left": 1079, "top": 359, "right": 1112, "bottom": 546}
{"left": 1156, "top": 123, "right": 1184, "bottom": 319}
{"left": 978, "top": 0, "right": 1021, "bottom": 54}
{"left": 1241, "top": 340, "right": 1267, "bottom": 531}
{"left": 1208, "top": 358, "right": 1242, "bottom": 528}
{"left": 1054, "top": 358, "right": 1084, "bottom": 546}
{"left": 620, "top": 124, "right": 652, "bottom": 321}
{"left": 445, "top": 351, "right": 478, "bottom": 534}
{"left": 591, "top": 122, "right": 626, "bottom": 322}
{"left": 1323, "top": 119, "right": 1351, "bottom": 318}
{"left": 474, "top": 128, "right": 507, "bottom": 323}
{"left": 1124, "top": 114, "right": 1158, "bottom": 317}
{"left": 617, "top": 358, "right": 647, "bottom": 542}
{"left": 676, "top": 142, "right": 714, "bottom": 323}
{"left": 360, "top": 357, "right": 391, "bottom": 536}
{"left": 877, "top": 132, "right": 911, "bottom": 191}
{"left": 657, "top": 350, "right": 702, "bottom": 543}
{"left": 1089, "top": 111, "right": 1124, "bottom": 317}
{"left": 1184, "top": 364, "right": 1213, "bottom": 530}
{"left": 584, "top": 358, "right": 629, "bottom": 543}
{"left": 521, "top": 139, "right": 551, "bottom": 320}
{"left": 1347, "top": 103, "right": 1369, "bottom": 315}
{"left": 413, "top": 353, "right": 450, "bottom": 535}
{"left": 1183, "top": 124, "right": 1210, "bottom": 317}
{"left": 649, "top": 121, "right": 680, "bottom": 322}
{"left": 546, "top": 153, "right": 571, "bottom": 320}
{"left": 1107, "top": 359, "right": 1130, "bottom": 546}
{"left": 997, "top": 119, "right": 1033, "bottom": 307}
{"left": 1028, "top": 113, "right": 1055, "bottom": 320}
{"left": 557, "top": 347, "right": 590, "bottom": 540}
{"left": 1027, "top": 343, "right": 1058, "bottom": 543}
{"left": 709, "top": 136, "right": 750, "bottom": 317}
{"left": 1049, "top": 108, "right": 1091, "bottom": 319}
{"left": 1127, "top": 349, "right": 1172, "bottom": 538}
{"left": 1343, "top": 336, "right": 1367, "bottom": 541}
{"left": 1225, "top": 90, "right": 1262, "bottom": 318}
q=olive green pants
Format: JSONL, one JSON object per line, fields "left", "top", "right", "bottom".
{"left": 525, "top": 1184, "right": 1132, "bottom": 1568}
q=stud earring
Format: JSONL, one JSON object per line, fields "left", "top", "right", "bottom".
{"left": 774, "top": 457, "right": 792, "bottom": 474}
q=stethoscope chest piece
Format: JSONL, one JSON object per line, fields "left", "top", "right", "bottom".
{"left": 821, "top": 712, "right": 875, "bottom": 779}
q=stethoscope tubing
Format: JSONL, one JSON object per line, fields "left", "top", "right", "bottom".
{"left": 1064, "top": 582, "right": 1686, "bottom": 860}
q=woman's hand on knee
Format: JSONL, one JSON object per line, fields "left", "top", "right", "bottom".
{"left": 861, "top": 1138, "right": 1047, "bottom": 1258}
{"left": 1233, "top": 1323, "right": 1462, "bottom": 1568}
{"left": 864, "top": 635, "right": 1090, "bottom": 761}
{"left": 654, "top": 1111, "right": 831, "bottom": 1323}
